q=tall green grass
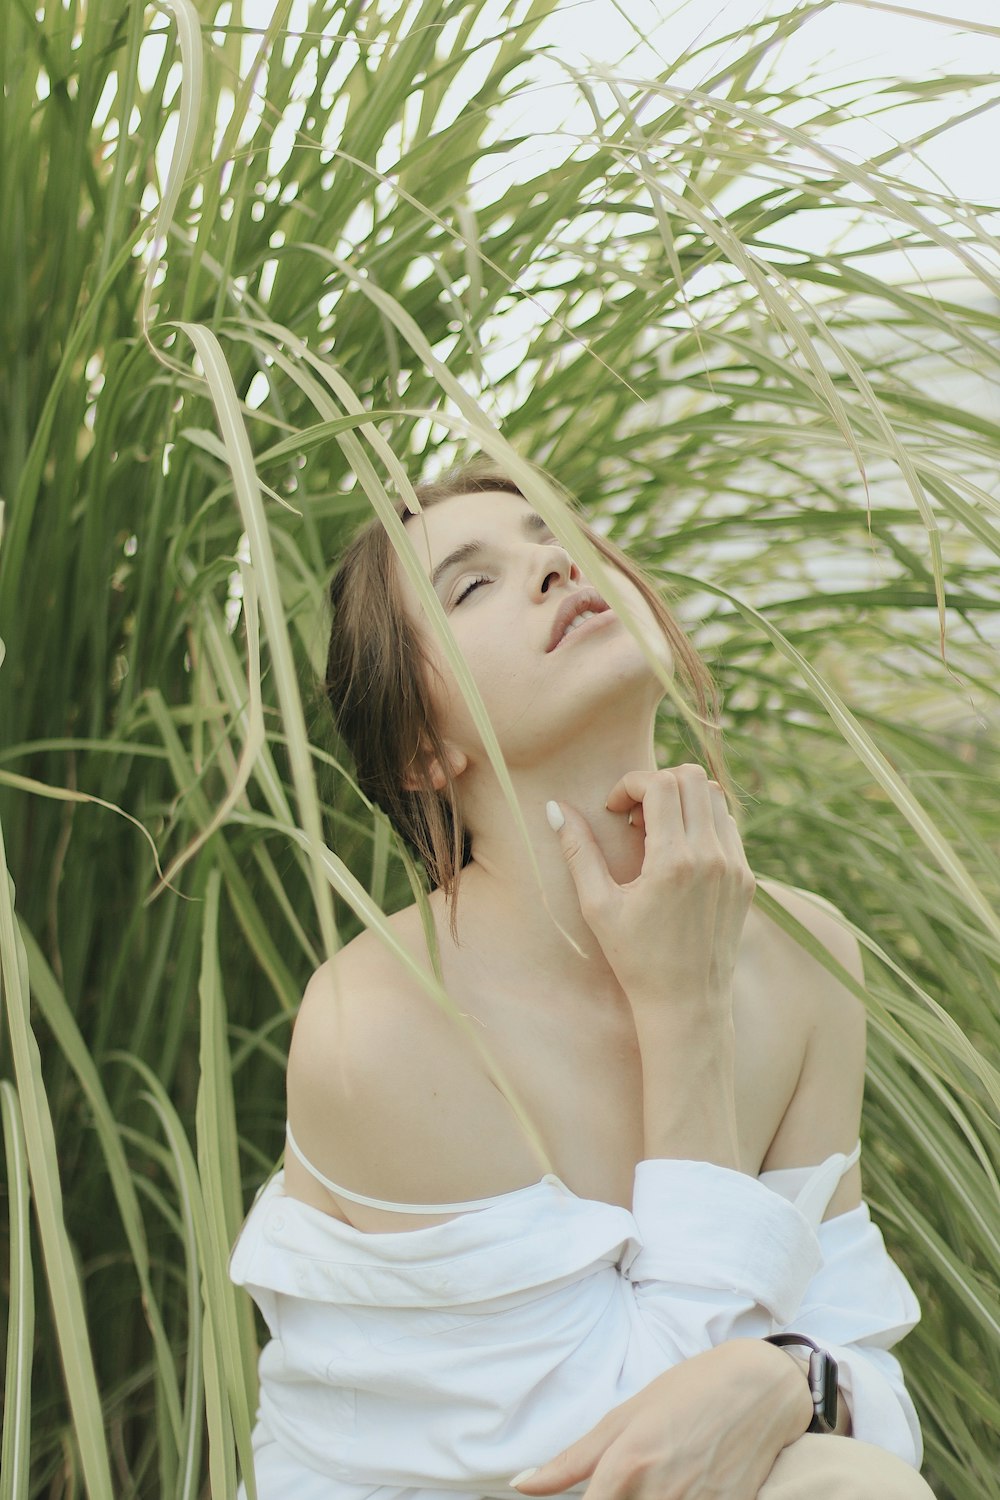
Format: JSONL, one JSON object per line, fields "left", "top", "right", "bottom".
{"left": 1, "top": 1, "right": 998, "bottom": 1496}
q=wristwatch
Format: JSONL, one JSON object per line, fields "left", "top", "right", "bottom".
{"left": 764, "top": 1333, "right": 840, "bottom": 1434}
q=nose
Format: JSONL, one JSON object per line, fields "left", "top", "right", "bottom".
{"left": 536, "top": 543, "right": 580, "bottom": 596}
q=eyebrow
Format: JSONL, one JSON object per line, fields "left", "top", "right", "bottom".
{"left": 430, "top": 511, "right": 551, "bottom": 591}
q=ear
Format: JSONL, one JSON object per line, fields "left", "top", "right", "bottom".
{"left": 402, "top": 740, "right": 468, "bottom": 794}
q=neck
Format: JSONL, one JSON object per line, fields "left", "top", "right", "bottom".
{"left": 441, "top": 715, "right": 664, "bottom": 1000}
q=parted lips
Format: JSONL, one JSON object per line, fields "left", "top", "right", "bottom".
{"left": 546, "top": 588, "right": 610, "bottom": 652}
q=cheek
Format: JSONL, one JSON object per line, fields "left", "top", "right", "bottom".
{"left": 414, "top": 630, "right": 486, "bottom": 734}
{"left": 424, "top": 633, "right": 532, "bottom": 751}
{"left": 419, "top": 652, "right": 460, "bottom": 730}
{"left": 442, "top": 639, "right": 517, "bottom": 719}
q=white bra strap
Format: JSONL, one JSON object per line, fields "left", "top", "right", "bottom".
{"left": 284, "top": 1122, "right": 508, "bottom": 1214}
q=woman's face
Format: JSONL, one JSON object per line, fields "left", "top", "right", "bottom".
{"left": 396, "top": 489, "right": 673, "bottom": 774}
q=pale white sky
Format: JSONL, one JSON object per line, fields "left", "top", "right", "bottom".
{"left": 467, "top": 0, "right": 999, "bottom": 211}
{"left": 165, "top": 1, "right": 1000, "bottom": 210}
{"left": 128, "top": 1, "right": 999, "bottom": 266}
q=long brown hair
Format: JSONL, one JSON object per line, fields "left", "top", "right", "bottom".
{"left": 325, "top": 457, "right": 730, "bottom": 927}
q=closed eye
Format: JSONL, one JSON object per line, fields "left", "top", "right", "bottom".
{"left": 454, "top": 573, "right": 491, "bottom": 605}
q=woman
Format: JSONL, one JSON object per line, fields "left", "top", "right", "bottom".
{"left": 230, "top": 458, "right": 933, "bottom": 1500}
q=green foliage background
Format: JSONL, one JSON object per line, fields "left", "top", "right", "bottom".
{"left": 0, "top": 1, "right": 998, "bottom": 1497}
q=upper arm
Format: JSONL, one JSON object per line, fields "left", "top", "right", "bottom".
{"left": 755, "top": 880, "right": 867, "bottom": 1217}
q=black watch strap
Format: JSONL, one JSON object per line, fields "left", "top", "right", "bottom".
{"left": 764, "top": 1333, "right": 840, "bottom": 1434}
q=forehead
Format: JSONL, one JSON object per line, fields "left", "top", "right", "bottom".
{"left": 403, "top": 488, "right": 534, "bottom": 569}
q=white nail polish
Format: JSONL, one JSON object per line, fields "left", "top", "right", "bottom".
{"left": 510, "top": 1468, "right": 539, "bottom": 1489}
{"left": 545, "top": 801, "right": 564, "bottom": 831}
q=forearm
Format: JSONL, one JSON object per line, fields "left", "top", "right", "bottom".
{"left": 630, "top": 991, "right": 741, "bottom": 1169}
{"left": 746, "top": 1338, "right": 817, "bottom": 1442}
{"left": 512, "top": 1337, "right": 818, "bottom": 1500}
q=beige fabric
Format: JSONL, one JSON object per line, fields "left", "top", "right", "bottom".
{"left": 760, "top": 1436, "right": 936, "bottom": 1499}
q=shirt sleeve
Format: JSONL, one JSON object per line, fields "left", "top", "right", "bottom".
{"left": 623, "top": 1159, "right": 824, "bottom": 1354}
{"left": 773, "top": 1203, "right": 923, "bottom": 1468}
{"left": 621, "top": 1160, "right": 922, "bottom": 1468}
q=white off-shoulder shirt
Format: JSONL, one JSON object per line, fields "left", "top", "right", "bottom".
{"left": 228, "top": 1137, "right": 922, "bottom": 1500}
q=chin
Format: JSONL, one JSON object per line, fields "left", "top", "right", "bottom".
{"left": 617, "top": 612, "right": 674, "bottom": 684}
{"left": 604, "top": 586, "right": 670, "bottom": 661}
{"left": 587, "top": 638, "right": 672, "bottom": 724}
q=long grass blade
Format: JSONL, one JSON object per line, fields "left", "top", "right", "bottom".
{"left": 0, "top": 826, "right": 114, "bottom": 1498}
{"left": 0, "top": 1081, "right": 34, "bottom": 1500}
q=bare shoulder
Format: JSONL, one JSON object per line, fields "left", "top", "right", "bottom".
{"left": 288, "top": 914, "right": 430, "bottom": 1085}
{"left": 287, "top": 911, "right": 453, "bottom": 1147}
{"left": 753, "top": 876, "right": 867, "bottom": 994}
{"left": 285, "top": 909, "right": 522, "bottom": 1216}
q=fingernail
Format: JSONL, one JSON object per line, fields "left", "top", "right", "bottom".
{"left": 510, "top": 1469, "right": 539, "bottom": 1489}
{"left": 545, "top": 801, "right": 564, "bottom": 831}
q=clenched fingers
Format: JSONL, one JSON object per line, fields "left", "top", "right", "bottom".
{"left": 606, "top": 764, "right": 733, "bottom": 848}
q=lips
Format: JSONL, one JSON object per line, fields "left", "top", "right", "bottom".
{"left": 546, "top": 588, "right": 610, "bottom": 652}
